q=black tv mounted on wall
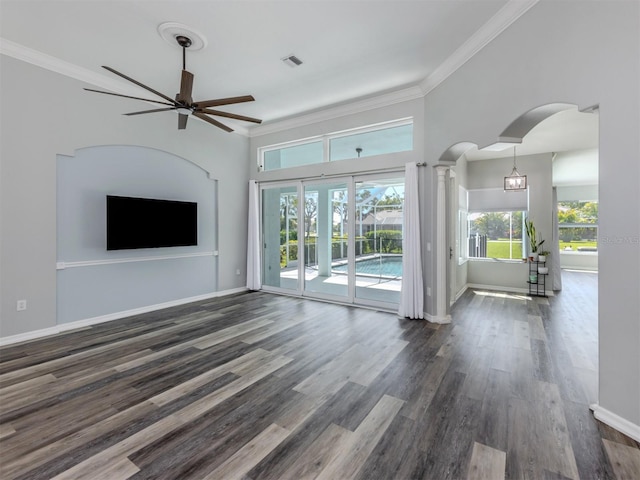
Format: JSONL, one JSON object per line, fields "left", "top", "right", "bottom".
{"left": 106, "top": 195, "right": 198, "bottom": 250}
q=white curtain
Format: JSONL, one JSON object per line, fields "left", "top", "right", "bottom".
{"left": 398, "top": 162, "right": 424, "bottom": 319}
{"left": 246, "top": 180, "right": 262, "bottom": 291}
{"left": 551, "top": 187, "right": 562, "bottom": 291}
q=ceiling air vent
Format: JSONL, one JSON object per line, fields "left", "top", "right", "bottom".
{"left": 282, "top": 54, "right": 303, "bottom": 67}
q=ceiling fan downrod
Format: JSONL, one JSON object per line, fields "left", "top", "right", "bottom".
{"left": 176, "top": 35, "right": 192, "bottom": 70}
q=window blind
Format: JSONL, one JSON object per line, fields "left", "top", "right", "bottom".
{"left": 468, "top": 187, "right": 528, "bottom": 213}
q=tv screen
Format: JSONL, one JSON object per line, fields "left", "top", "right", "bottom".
{"left": 107, "top": 195, "right": 197, "bottom": 250}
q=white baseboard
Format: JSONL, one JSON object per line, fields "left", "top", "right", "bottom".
{"left": 591, "top": 403, "right": 640, "bottom": 443}
{"left": 451, "top": 285, "right": 469, "bottom": 306}
{"left": 425, "top": 313, "right": 452, "bottom": 324}
{"left": 0, "top": 287, "right": 249, "bottom": 346}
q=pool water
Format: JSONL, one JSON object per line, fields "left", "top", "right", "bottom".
{"left": 333, "top": 256, "right": 403, "bottom": 278}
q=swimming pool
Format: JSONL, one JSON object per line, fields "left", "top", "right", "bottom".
{"left": 333, "top": 255, "right": 403, "bottom": 278}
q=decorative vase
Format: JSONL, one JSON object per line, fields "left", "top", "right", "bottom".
{"left": 529, "top": 274, "right": 538, "bottom": 283}
{"left": 538, "top": 254, "right": 546, "bottom": 262}
{"left": 538, "top": 267, "right": 549, "bottom": 274}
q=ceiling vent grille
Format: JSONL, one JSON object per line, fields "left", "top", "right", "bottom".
{"left": 282, "top": 55, "right": 303, "bottom": 67}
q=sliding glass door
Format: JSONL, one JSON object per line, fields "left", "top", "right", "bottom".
{"left": 260, "top": 174, "right": 404, "bottom": 310}
{"left": 261, "top": 185, "right": 299, "bottom": 292}
{"left": 302, "top": 181, "right": 350, "bottom": 300}
{"left": 353, "top": 176, "right": 404, "bottom": 305}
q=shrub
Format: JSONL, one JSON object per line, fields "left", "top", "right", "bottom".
{"left": 365, "top": 230, "right": 403, "bottom": 253}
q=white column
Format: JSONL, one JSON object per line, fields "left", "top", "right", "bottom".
{"left": 433, "top": 166, "right": 452, "bottom": 323}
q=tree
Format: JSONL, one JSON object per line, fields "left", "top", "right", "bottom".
{"left": 280, "top": 194, "right": 298, "bottom": 244}
{"left": 558, "top": 201, "right": 599, "bottom": 242}
{"left": 376, "top": 192, "right": 403, "bottom": 207}
{"left": 580, "top": 202, "right": 598, "bottom": 223}
{"left": 332, "top": 190, "right": 348, "bottom": 235}
{"left": 473, "top": 212, "right": 508, "bottom": 240}
{"left": 304, "top": 194, "right": 318, "bottom": 239}
{"left": 511, "top": 211, "right": 523, "bottom": 238}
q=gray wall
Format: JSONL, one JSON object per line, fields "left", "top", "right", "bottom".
{"left": 453, "top": 156, "right": 469, "bottom": 299}
{"left": 422, "top": 1, "right": 639, "bottom": 428}
{"left": 0, "top": 56, "right": 250, "bottom": 338}
{"left": 56, "top": 145, "right": 218, "bottom": 323}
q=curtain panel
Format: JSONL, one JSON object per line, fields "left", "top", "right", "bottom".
{"left": 398, "top": 162, "right": 424, "bottom": 319}
{"left": 246, "top": 180, "right": 261, "bottom": 291}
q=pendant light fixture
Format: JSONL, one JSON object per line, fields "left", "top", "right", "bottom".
{"left": 504, "top": 146, "right": 527, "bottom": 191}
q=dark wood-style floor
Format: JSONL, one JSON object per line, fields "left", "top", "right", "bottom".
{"left": 1, "top": 271, "right": 639, "bottom": 479}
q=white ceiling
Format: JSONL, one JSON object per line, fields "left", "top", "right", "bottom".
{"left": 0, "top": 0, "right": 597, "bottom": 164}
{"left": 0, "top": 0, "right": 509, "bottom": 123}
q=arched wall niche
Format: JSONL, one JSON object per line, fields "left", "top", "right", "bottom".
{"left": 56, "top": 144, "right": 219, "bottom": 325}
{"left": 72, "top": 144, "right": 216, "bottom": 179}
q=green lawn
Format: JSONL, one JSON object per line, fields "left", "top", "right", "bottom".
{"left": 486, "top": 240, "right": 523, "bottom": 259}
{"left": 559, "top": 240, "right": 597, "bottom": 251}
{"left": 483, "top": 240, "right": 598, "bottom": 259}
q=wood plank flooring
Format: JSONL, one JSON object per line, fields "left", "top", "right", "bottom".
{"left": 1, "top": 270, "right": 639, "bottom": 479}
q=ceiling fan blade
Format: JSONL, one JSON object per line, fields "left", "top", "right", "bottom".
{"left": 176, "top": 70, "right": 194, "bottom": 104}
{"left": 193, "top": 95, "right": 255, "bottom": 108}
{"left": 193, "top": 112, "right": 234, "bottom": 132}
{"left": 199, "top": 108, "right": 262, "bottom": 124}
{"left": 84, "top": 88, "right": 176, "bottom": 107}
{"left": 178, "top": 114, "right": 188, "bottom": 130}
{"left": 124, "top": 107, "right": 177, "bottom": 116}
{"left": 102, "top": 66, "right": 177, "bottom": 105}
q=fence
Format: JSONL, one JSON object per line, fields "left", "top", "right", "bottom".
{"left": 281, "top": 237, "right": 404, "bottom": 267}
{"left": 468, "top": 234, "right": 487, "bottom": 258}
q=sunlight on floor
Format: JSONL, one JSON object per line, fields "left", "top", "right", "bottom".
{"left": 473, "top": 290, "right": 531, "bottom": 301}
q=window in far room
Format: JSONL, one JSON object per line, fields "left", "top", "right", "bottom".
{"left": 465, "top": 187, "right": 529, "bottom": 261}
{"left": 558, "top": 201, "right": 598, "bottom": 252}
{"left": 467, "top": 211, "right": 526, "bottom": 260}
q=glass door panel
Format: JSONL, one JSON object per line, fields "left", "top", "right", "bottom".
{"left": 261, "top": 185, "right": 299, "bottom": 292}
{"left": 354, "top": 177, "right": 404, "bottom": 305}
{"left": 303, "top": 182, "right": 349, "bottom": 299}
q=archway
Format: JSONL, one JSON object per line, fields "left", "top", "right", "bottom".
{"left": 435, "top": 102, "right": 599, "bottom": 314}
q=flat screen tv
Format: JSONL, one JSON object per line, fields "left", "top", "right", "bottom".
{"left": 107, "top": 195, "right": 197, "bottom": 250}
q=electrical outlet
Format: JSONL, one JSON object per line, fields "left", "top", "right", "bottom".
{"left": 427, "top": 287, "right": 431, "bottom": 296}
{"left": 17, "top": 299, "right": 27, "bottom": 311}
{"left": 236, "top": 269, "right": 241, "bottom": 275}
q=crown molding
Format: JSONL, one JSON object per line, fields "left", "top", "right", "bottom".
{"left": 1, "top": 37, "right": 146, "bottom": 97}
{"left": 420, "top": 0, "right": 539, "bottom": 95}
{"left": 249, "top": 85, "right": 424, "bottom": 137}
{"left": 2, "top": 0, "right": 537, "bottom": 138}
{"left": 249, "top": 0, "right": 538, "bottom": 137}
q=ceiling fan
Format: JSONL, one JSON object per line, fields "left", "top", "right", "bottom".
{"left": 84, "top": 35, "right": 262, "bottom": 132}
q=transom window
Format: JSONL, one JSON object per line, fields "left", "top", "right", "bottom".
{"left": 259, "top": 118, "right": 413, "bottom": 172}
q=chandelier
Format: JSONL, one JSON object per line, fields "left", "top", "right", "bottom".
{"left": 504, "top": 147, "right": 527, "bottom": 191}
